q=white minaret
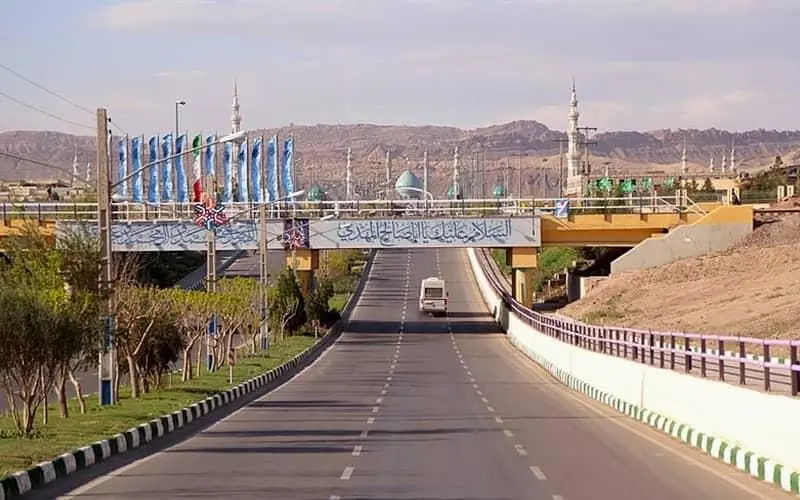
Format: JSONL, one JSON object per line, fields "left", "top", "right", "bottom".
{"left": 231, "top": 79, "right": 241, "bottom": 134}
{"left": 385, "top": 150, "right": 391, "bottom": 188}
{"left": 681, "top": 139, "right": 688, "bottom": 175}
{"left": 423, "top": 150, "right": 429, "bottom": 199}
{"left": 345, "top": 147, "right": 353, "bottom": 200}
{"left": 709, "top": 157, "right": 715, "bottom": 173}
{"left": 730, "top": 139, "right": 736, "bottom": 173}
{"left": 721, "top": 154, "right": 727, "bottom": 173}
{"left": 566, "top": 80, "right": 582, "bottom": 197}
{"left": 72, "top": 145, "right": 79, "bottom": 187}
{"left": 452, "top": 146, "right": 460, "bottom": 198}
{"left": 230, "top": 80, "right": 242, "bottom": 183}
{"left": 85, "top": 162, "right": 91, "bottom": 184}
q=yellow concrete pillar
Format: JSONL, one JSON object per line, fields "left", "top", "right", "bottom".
{"left": 286, "top": 249, "right": 319, "bottom": 296}
{"left": 506, "top": 247, "right": 538, "bottom": 307}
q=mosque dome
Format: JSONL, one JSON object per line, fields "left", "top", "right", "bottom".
{"left": 307, "top": 184, "right": 325, "bottom": 202}
{"left": 493, "top": 184, "right": 506, "bottom": 198}
{"left": 395, "top": 170, "right": 422, "bottom": 199}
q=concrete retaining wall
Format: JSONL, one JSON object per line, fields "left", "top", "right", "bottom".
{"left": 465, "top": 248, "right": 800, "bottom": 494}
{"left": 611, "top": 205, "right": 753, "bottom": 274}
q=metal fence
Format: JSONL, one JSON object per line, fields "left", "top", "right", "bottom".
{"left": 0, "top": 195, "right": 705, "bottom": 223}
{"left": 475, "top": 248, "right": 800, "bottom": 397}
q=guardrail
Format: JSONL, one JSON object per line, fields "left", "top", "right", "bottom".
{"left": 474, "top": 248, "right": 800, "bottom": 396}
{"left": 0, "top": 195, "right": 706, "bottom": 223}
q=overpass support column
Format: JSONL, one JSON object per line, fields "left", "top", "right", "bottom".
{"left": 286, "top": 249, "right": 319, "bottom": 296}
{"left": 507, "top": 248, "right": 538, "bottom": 308}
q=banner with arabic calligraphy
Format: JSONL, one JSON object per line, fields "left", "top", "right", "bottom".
{"left": 309, "top": 217, "right": 541, "bottom": 249}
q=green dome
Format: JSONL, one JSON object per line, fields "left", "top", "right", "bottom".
{"left": 493, "top": 184, "right": 505, "bottom": 198}
{"left": 395, "top": 170, "right": 421, "bottom": 198}
{"left": 307, "top": 184, "right": 325, "bottom": 201}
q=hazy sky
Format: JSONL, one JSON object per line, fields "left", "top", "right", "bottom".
{"left": 0, "top": 0, "right": 797, "bottom": 136}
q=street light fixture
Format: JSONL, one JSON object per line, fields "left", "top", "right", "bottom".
{"left": 175, "top": 100, "right": 186, "bottom": 142}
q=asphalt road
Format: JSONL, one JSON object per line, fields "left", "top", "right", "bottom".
{"left": 32, "top": 248, "right": 790, "bottom": 499}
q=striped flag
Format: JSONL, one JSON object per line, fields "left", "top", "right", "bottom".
{"left": 192, "top": 134, "right": 202, "bottom": 202}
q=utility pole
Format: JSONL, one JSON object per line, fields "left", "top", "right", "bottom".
{"left": 96, "top": 108, "right": 116, "bottom": 406}
{"left": 577, "top": 127, "right": 598, "bottom": 176}
{"left": 553, "top": 138, "right": 569, "bottom": 198}
{"left": 516, "top": 152, "right": 523, "bottom": 198}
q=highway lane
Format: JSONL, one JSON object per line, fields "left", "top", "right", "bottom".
{"left": 35, "top": 248, "right": 790, "bottom": 499}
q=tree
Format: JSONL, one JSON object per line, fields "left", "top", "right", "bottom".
{"left": 701, "top": 177, "right": 715, "bottom": 193}
{"left": 173, "top": 290, "right": 214, "bottom": 381}
{"left": 306, "top": 276, "right": 335, "bottom": 326}
{"left": 270, "top": 267, "right": 306, "bottom": 340}
{"left": 115, "top": 285, "right": 169, "bottom": 398}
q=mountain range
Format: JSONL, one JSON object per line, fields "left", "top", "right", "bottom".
{"left": 1, "top": 121, "right": 798, "bottom": 196}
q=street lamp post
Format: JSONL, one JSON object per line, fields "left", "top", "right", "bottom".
{"left": 175, "top": 100, "right": 186, "bottom": 141}
{"left": 96, "top": 107, "right": 246, "bottom": 405}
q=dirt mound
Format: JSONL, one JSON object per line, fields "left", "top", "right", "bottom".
{"left": 561, "top": 214, "right": 800, "bottom": 340}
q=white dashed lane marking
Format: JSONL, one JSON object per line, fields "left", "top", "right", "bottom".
{"left": 529, "top": 466, "right": 547, "bottom": 480}
{"left": 352, "top": 445, "right": 363, "bottom": 457}
{"left": 514, "top": 444, "right": 528, "bottom": 456}
{"left": 367, "top": 417, "right": 375, "bottom": 424}
{"left": 495, "top": 416, "right": 504, "bottom": 424}
{"left": 340, "top": 466, "right": 354, "bottom": 480}
{"left": 503, "top": 429, "right": 514, "bottom": 438}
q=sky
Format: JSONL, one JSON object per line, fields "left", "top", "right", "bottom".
{"left": 0, "top": 0, "right": 797, "bottom": 136}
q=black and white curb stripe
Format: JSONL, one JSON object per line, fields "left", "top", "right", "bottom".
{"left": 0, "top": 250, "right": 377, "bottom": 499}
{"left": 505, "top": 325, "right": 800, "bottom": 496}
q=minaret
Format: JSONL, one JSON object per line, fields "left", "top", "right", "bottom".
{"left": 384, "top": 150, "right": 391, "bottom": 188}
{"left": 729, "top": 139, "right": 736, "bottom": 173}
{"left": 423, "top": 150, "right": 429, "bottom": 199}
{"left": 72, "top": 145, "right": 79, "bottom": 187}
{"left": 566, "top": 80, "right": 582, "bottom": 197}
{"left": 452, "top": 146, "right": 460, "bottom": 198}
{"left": 85, "top": 162, "right": 91, "bottom": 184}
{"left": 345, "top": 148, "right": 353, "bottom": 200}
{"left": 230, "top": 80, "right": 242, "bottom": 182}
{"left": 681, "top": 139, "right": 688, "bottom": 175}
{"left": 721, "top": 154, "right": 727, "bottom": 173}
{"left": 231, "top": 79, "right": 241, "bottom": 134}
{"left": 709, "top": 157, "right": 715, "bottom": 173}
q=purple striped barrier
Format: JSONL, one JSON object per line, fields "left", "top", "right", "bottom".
{"left": 474, "top": 248, "right": 800, "bottom": 397}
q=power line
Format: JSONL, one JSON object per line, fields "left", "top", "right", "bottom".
{"left": 0, "top": 89, "right": 93, "bottom": 130}
{"left": 0, "top": 150, "right": 90, "bottom": 187}
{"left": 0, "top": 60, "right": 129, "bottom": 135}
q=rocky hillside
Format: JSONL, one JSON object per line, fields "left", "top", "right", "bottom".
{"left": 2, "top": 122, "right": 799, "bottom": 196}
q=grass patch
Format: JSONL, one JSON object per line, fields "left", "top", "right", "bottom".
{"left": 328, "top": 292, "right": 350, "bottom": 313}
{"left": 490, "top": 249, "right": 511, "bottom": 276}
{"left": 0, "top": 335, "right": 315, "bottom": 477}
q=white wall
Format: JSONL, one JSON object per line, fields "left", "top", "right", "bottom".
{"left": 465, "top": 248, "right": 800, "bottom": 477}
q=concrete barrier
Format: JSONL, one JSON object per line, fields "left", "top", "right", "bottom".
{"left": 611, "top": 205, "right": 753, "bottom": 274}
{"left": 465, "top": 248, "right": 800, "bottom": 495}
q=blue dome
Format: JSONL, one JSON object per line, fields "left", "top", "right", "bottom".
{"left": 395, "top": 170, "right": 422, "bottom": 199}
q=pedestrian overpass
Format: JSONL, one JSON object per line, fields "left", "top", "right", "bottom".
{"left": 0, "top": 195, "right": 742, "bottom": 305}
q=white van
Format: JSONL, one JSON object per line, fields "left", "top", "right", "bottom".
{"left": 419, "top": 277, "right": 448, "bottom": 316}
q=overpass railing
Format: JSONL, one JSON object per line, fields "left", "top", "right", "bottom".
{"left": 474, "top": 248, "right": 800, "bottom": 396}
{"left": 0, "top": 195, "right": 705, "bottom": 222}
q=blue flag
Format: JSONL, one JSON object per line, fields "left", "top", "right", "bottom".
{"left": 131, "top": 136, "right": 143, "bottom": 202}
{"left": 175, "top": 134, "right": 188, "bottom": 202}
{"left": 236, "top": 138, "right": 249, "bottom": 202}
{"left": 281, "top": 137, "right": 295, "bottom": 201}
{"left": 205, "top": 135, "right": 216, "bottom": 177}
{"left": 117, "top": 137, "right": 128, "bottom": 198}
{"left": 147, "top": 135, "right": 158, "bottom": 203}
{"left": 251, "top": 137, "right": 262, "bottom": 202}
{"left": 160, "top": 134, "right": 173, "bottom": 202}
{"left": 266, "top": 135, "right": 278, "bottom": 202}
{"left": 222, "top": 141, "right": 233, "bottom": 203}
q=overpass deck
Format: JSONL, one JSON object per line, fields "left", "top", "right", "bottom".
{"left": 0, "top": 196, "right": 707, "bottom": 250}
